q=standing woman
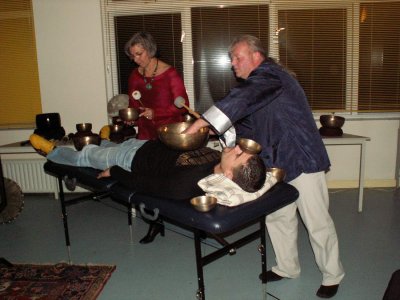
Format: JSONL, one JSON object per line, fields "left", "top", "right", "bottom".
{"left": 124, "top": 32, "right": 190, "bottom": 140}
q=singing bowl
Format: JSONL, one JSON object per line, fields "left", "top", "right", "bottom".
{"left": 76, "top": 123, "right": 92, "bottom": 133}
{"left": 267, "top": 167, "right": 286, "bottom": 182}
{"left": 109, "top": 124, "right": 124, "bottom": 134}
{"left": 190, "top": 196, "right": 217, "bottom": 212}
{"left": 158, "top": 122, "right": 209, "bottom": 151}
{"left": 320, "top": 115, "right": 345, "bottom": 129}
{"left": 112, "top": 116, "right": 124, "bottom": 125}
{"left": 237, "top": 138, "right": 262, "bottom": 154}
{"left": 73, "top": 134, "right": 101, "bottom": 151}
{"left": 36, "top": 113, "right": 62, "bottom": 130}
{"left": 119, "top": 108, "right": 139, "bottom": 122}
{"left": 183, "top": 114, "right": 196, "bottom": 123}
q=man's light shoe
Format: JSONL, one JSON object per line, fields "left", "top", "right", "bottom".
{"left": 29, "top": 134, "right": 55, "bottom": 156}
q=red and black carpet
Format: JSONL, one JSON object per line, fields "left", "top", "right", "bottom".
{"left": 0, "top": 262, "right": 115, "bottom": 299}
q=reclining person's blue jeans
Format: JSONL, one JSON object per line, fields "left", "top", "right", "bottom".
{"left": 47, "top": 138, "right": 147, "bottom": 171}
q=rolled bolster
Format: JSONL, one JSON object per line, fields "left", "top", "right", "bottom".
{"left": 202, "top": 106, "right": 232, "bottom": 134}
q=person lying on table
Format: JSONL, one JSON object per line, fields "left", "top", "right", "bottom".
{"left": 29, "top": 133, "right": 266, "bottom": 243}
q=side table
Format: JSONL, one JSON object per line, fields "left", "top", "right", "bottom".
{"left": 322, "top": 133, "right": 371, "bottom": 212}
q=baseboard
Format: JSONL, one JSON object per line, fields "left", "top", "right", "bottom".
{"left": 327, "top": 179, "right": 396, "bottom": 189}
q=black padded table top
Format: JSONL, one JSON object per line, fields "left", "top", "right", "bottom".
{"left": 111, "top": 182, "right": 298, "bottom": 235}
{"left": 44, "top": 160, "right": 299, "bottom": 235}
{"left": 44, "top": 161, "right": 117, "bottom": 192}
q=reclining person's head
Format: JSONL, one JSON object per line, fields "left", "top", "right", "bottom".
{"left": 232, "top": 155, "right": 266, "bottom": 192}
{"left": 218, "top": 145, "right": 266, "bottom": 192}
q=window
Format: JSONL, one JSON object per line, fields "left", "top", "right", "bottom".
{"left": 0, "top": 0, "right": 41, "bottom": 127}
{"left": 191, "top": 4, "right": 269, "bottom": 113}
{"left": 358, "top": 2, "right": 400, "bottom": 112}
{"left": 278, "top": 8, "right": 347, "bottom": 111}
{"left": 101, "top": 0, "right": 400, "bottom": 115}
{"left": 114, "top": 13, "right": 183, "bottom": 94}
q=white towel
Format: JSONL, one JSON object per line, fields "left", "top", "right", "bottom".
{"left": 198, "top": 172, "right": 277, "bottom": 207}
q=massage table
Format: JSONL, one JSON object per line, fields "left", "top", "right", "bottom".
{"left": 44, "top": 161, "right": 299, "bottom": 300}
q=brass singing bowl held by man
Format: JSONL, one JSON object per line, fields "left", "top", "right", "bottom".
{"left": 158, "top": 122, "right": 209, "bottom": 151}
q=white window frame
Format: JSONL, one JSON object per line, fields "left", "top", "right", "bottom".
{"left": 100, "top": 0, "right": 400, "bottom": 120}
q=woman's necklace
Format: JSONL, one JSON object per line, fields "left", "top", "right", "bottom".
{"left": 143, "top": 58, "right": 158, "bottom": 90}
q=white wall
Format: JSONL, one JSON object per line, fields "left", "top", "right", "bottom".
{"left": 0, "top": 0, "right": 399, "bottom": 188}
{"left": 34, "top": 0, "right": 108, "bottom": 137}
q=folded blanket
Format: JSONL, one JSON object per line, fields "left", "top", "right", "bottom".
{"left": 198, "top": 172, "right": 277, "bottom": 207}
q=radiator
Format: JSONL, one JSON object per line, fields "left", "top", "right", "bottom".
{"left": 2, "top": 159, "right": 57, "bottom": 193}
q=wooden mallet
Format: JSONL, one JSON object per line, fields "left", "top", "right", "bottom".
{"left": 132, "top": 90, "right": 145, "bottom": 107}
{"left": 174, "top": 96, "right": 201, "bottom": 119}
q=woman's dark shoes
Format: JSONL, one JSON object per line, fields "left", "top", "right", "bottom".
{"left": 316, "top": 284, "right": 339, "bottom": 298}
{"left": 259, "top": 270, "right": 285, "bottom": 282}
{"left": 139, "top": 222, "right": 165, "bottom": 244}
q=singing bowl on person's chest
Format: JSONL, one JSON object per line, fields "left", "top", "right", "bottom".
{"left": 158, "top": 122, "right": 209, "bottom": 151}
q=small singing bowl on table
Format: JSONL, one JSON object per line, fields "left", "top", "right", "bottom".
{"left": 76, "top": 123, "right": 92, "bottom": 133}
{"left": 119, "top": 108, "right": 139, "bottom": 122}
{"left": 267, "top": 167, "right": 286, "bottom": 182}
{"left": 190, "top": 196, "right": 217, "bottom": 212}
{"left": 73, "top": 134, "right": 101, "bottom": 151}
{"left": 237, "top": 138, "right": 262, "bottom": 154}
{"left": 158, "top": 122, "right": 209, "bottom": 151}
{"left": 319, "top": 115, "right": 345, "bottom": 129}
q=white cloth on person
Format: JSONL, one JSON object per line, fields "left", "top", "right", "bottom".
{"left": 198, "top": 172, "right": 277, "bottom": 207}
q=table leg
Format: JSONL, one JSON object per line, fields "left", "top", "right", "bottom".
{"left": 194, "top": 230, "right": 205, "bottom": 300}
{"left": 0, "top": 156, "right": 8, "bottom": 213}
{"left": 259, "top": 218, "right": 267, "bottom": 283}
{"left": 57, "top": 176, "right": 72, "bottom": 263}
{"left": 358, "top": 141, "right": 367, "bottom": 212}
{"left": 395, "top": 125, "right": 400, "bottom": 189}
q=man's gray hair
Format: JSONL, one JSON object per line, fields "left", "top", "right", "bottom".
{"left": 228, "top": 34, "right": 267, "bottom": 59}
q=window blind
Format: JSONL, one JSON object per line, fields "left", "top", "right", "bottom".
{"left": 0, "top": 0, "right": 41, "bottom": 127}
{"left": 358, "top": 2, "right": 400, "bottom": 112}
{"left": 102, "top": 0, "right": 400, "bottom": 114}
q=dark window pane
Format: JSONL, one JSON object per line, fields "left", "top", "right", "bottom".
{"left": 114, "top": 14, "right": 182, "bottom": 94}
{"left": 278, "top": 9, "right": 346, "bottom": 111}
{"left": 359, "top": 2, "right": 400, "bottom": 111}
{"left": 192, "top": 5, "right": 269, "bottom": 113}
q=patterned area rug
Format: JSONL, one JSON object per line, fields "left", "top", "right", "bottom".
{"left": 0, "top": 262, "right": 116, "bottom": 299}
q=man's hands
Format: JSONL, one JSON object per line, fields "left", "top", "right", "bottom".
{"left": 97, "top": 168, "right": 111, "bottom": 179}
{"left": 183, "top": 118, "right": 210, "bottom": 134}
